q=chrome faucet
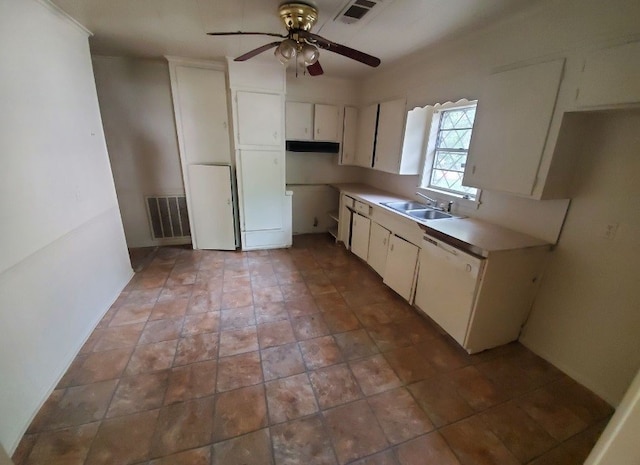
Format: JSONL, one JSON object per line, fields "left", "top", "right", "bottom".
{"left": 415, "top": 191, "right": 437, "bottom": 207}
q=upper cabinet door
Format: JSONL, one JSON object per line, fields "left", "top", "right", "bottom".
{"left": 314, "top": 104, "right": 340, "bottom": 142}
{"left": 341, "top": 106, "right": 358, "bottom": 165}
{"left": 236, "top": 91, "right": 283, "bottom": 147}
{"left": 355, "top": 103, "right": 378, "bottom": 168}
{"left": 174, "top": 66, "right": 231, "bottom": 164}
{"left": 577, "top": 41, "right": 640, "bottom": 108}
{"left": 285, "top": 102, "right": 313, "bottom": 140}
{"left": 464, "top": 59, "right": 564, "bottom": 196}
{"left": 373, "top": 98, "right": 406, "bottom": 173}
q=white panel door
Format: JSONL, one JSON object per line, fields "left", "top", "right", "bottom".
{"left": 285, "top": 102, "right": 313, "bottom": 140}
{"left": 314, "top": 104, "right": 340, "bottom": 142}
{"left": 237, "top": 91, "right": 283, "bottom": 147}
{"left": 368, "top": 222, "right": 390, "bottom": 276}
{"left": 383, "top": 235, "right": 419, "bottom": 301}
{"left": 175, "top": 66, "right": 231, "bottom": 164}
{"left": 351, "top": 213, "right": 371, "bottom": 261}
{"left": 355, "top": 103, "right": 378, "bottom": 168}
{"left": 239, "top": 150, "right": 284, "bottom": 231}
{"left": 186, "top": 165, "right": 236, "bottom": 250}
{"left": 374, "top": 98, "right": 406, "bottom": 173}
{"left": 341, "top": 106, "right": 358, "bottom": 165}
{"left": 464, "top": 59, "right": 564, "bottom": 196}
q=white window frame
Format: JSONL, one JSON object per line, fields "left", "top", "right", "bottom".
{"left": 419, "top": 99, "right": 481, "bottom": 209}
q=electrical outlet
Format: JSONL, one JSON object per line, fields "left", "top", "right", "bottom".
{"left": 601, "top": 222, "right": 619, "bottom": 240}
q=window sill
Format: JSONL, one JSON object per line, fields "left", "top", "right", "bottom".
{"left": 416, "top": 186, "right": 481, "bottom": 212}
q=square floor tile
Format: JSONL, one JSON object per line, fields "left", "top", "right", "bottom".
{"left": 139, "top": 318, "right": 183, "bottom": 345}
{"left": 258, "top": 320, "right": 296, "bottom": 349}
{"left": 334, "top": 329, "right": 379, "bottom": 361}
{"left": 255, "top": 302, "right": 289, "bottom": 324}
{"left": 93, "top": 323, "right": 145, "bottom": 352}
{"left": 299, "top": 336, "right": 343, "bottom": 370}
{"left": 213, "top": 384, "right": 268, "bottom": 442}
{"left": 440, "top": 416, "right": 520, "bottom": 465}
{"left": 261, "top": 342, "right": 306, "bottom": 381}
{"left": 212, "top": 428, "right": 274, "bottom": 465}
{"left": 25, "top": 422, "right": 99, "bottom": 465}
{"left": 216, "top": 351, "right": 263, "bottom": 392}
{"left": 383, "top": 346, "right": 436, "bottom": 384}
{"left": 181, "top": 311, "right": 220, "bottom": 336}
{"left": 349, "top": 355, "right": 402, "bottom": 396}
{"left": 393, "top": 432, "right": 461, "bottom": 465}
{"left": 266, "top": 373, "right": 319, "bottom": 424}
{"left": 447, "top": 366, "right": 507, "bottom": 411}
{"left": 174, "top": 332, "right": 219, "bottom": 366}
{"left": 221, "top": 306, "right": 256, "bottom": 330}
{"left": 308, "top": 363, "right": 362, "bottom": 409}
{"left": 151, "top": 397, "right": 215, "bottom": 457}
{"left": 350, "top": 451, "right": 399, "bottom": 465}
{"left": 291, "top": 314, "right": 330, "bottom": 341}
{"left": 219, "top": 326, "right": 259, "bottom": 356}
{"left": 70, "top": 348, "right": 132, "bottom": 385}
{"left": 253, "top": 286, "right": 285, "bottom": 305}
{"left": 107, "top": 370, "right": 169, "bottom": 417}
{"left": 270, "top": 415, "right": 337, "bottom": 465}
{"left": 148, "top": 445, "right": 211, "bottom": 465}
{"left": 407, "top": 376, "right": 474, "bottom": 428}
{"left": 45, "top": 380, "right": 118, "bottom": 430}
{"left": 164, "top": 360, "right": 217, "bottom": 404}
{"left": 222, "top": 290, "right": 254, "bottom": 309}
{"left": 125, "top": 340, "right": 178, "bottom": 376}
{"left": 149, "top": 298, "right": 189, "bottom": 321}
{"left": 323, "top": 400, "right": 389, "bottom": 465}
{"left": 285, "top": 297, "right": 319, "bottom": 317}
{"left": 85, "top": 409, "right": 159, "bottom": 465}
{"left": 322, "top": 308, "right": 361, "bottom": 334}
{"left": 367, "top": 387, "right": 434, "bottom": 444}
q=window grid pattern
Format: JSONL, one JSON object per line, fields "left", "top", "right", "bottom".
{"left": 429, "top": 106, "right": 478, "bottom": 198}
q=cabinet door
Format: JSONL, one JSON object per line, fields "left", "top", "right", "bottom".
{"left": 373, "top": 98, "right": 406, "bottom": 173}
{"left": 239, "top": 150, "right": 284, "bottom": 231}
{"left": 577, "top": 41, "right": 640, "bottom": 108}
{"left": 368, "top": 222, "right": 390, "bottom": 276}
{"left": 236, "top": 91, "right": 283, "bottom": 147}
{"left": 338, "top": 195, "right": 354, "bottom": 247}
{"left": 187, "top": 165, "right": 236, "bottom": 250}
{"left": 314, "top": 104, "right": 340, "bottom": 142}
{"left": 463, "top": 59, "right": 564, "bottom": 196}
{"left": 174, "top": 66, "right": 231, "bottom": 164}
{"left": 354, "top": 103, "right": 378, "bottom": 168}
{"left": 351, "top": 213, "right": 371, "bottom": 261}
{"left": 383, "top": 235, "right": 419, "bottom": 301}
{"left": 341, "top": 106, "right": 358, "bottom": 165}
{"left": 285, "top": 102, "right": 313, "bottom": 140}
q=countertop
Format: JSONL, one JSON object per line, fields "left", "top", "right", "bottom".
{"left": 332, "top": 183, "right": 551, "bottom": 256}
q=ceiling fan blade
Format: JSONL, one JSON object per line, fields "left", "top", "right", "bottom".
{"left": 298, "top": 31, "right": 381, "bottom": 68}
{"left": 234, "top": 41, "right": 282, "bottom": 62}
{"left": 207, "top": 31, "right": 287, "bottom": 38}
{"left": 307, "top": 61, "right": 324, "bottom": 76}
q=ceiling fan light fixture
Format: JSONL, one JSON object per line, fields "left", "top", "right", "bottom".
{"left": 300, "top": 43, "right": 320, "bottom": 65}
{"left": 275, "top": 38, "right": 297, "bottom": 63}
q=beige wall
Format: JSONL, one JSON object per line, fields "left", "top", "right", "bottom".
{"left": 0, "top": 0, "right": 132, "bottom": 453}
{"left": 521, "top": 111, "right": 640, "bottom": 404}
{"left": 358, "top": 0, "right": 640, "bottom": 403}
{"left": 92, "top": 56, "right": 186, "bottom": 248}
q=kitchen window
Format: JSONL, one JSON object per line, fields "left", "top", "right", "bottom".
{"left": 420, "top": 102, "right": 478, "bottom": 200}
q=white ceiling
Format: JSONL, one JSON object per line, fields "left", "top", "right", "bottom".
{"left": 52, "top": 0, "right": 538, "bottom": 78}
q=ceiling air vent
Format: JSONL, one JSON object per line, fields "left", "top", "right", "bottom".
{"left": 336, "top": 0, "right": 381, "bottom": 24}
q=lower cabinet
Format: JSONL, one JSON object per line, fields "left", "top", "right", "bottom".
{"left": 351, "top": 213, "right": 371, "bottom": 261}
{"left": 383, "top": 235, "right": 419, "bottom": 301}
{"left": 368, "top": 222, "right": 390, "bottom": 276}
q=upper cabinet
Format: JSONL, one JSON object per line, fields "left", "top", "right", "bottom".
{"left": 237, "top": 91, "right": 283, "bottom": 148}
{"left": 354, "top": 103, "right": 378, "bottom": 168}
{"left": 285, "top": 102, "right": 340, "bottom": 142}
{"left": 341, "top": 106, "right": 358, "bottom": 165}
{"left": 576, "top": 40, "right": 640, "bottom": 108}
{"left": 463, "top": 59, "right": 565, "bottom": 197}
{"left": 373, "top": 98, "right": 407, "bottom": 173}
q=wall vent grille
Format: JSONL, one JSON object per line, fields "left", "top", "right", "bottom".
{"left": 146, "top": 195, "right": 191, "bottom": 239}
{"left": 335, "top": 0, "right": 381, "bottom": 24}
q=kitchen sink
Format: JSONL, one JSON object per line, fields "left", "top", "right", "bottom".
{"left": 382, "top": 201, "right": 429, "bottom": 212}
{"left": 406, "top": 209, "right": 453, "bottom": 220}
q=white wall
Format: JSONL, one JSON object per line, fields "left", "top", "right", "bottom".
{"left": 285, "top": 73, "right": 366, "bottom": 234}
{"left": 92, "top": 56, "right": 186, "bottom": 248}
{"left": 521, "top": 111, "right": 640, "bottom": 405}
{"left": 358, "top": 0, "right": 640, "bottom": 403}
{"left": 0, "top": 0, "right": 132, "bottom": 453}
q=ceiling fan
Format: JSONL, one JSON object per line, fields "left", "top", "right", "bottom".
{"left": 207, "top": 2, "right": 381, "bottom": 76}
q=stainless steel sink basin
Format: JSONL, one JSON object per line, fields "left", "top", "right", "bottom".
{"left": 382, "top": 201, "right": 428, "bottom": 212}
{"left": 406, "top": 209, "right": 453, "bottom": 220}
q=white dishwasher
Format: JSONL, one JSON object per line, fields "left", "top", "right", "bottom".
{"left": 414, "top": 234, "right": 485, "bottom": 347}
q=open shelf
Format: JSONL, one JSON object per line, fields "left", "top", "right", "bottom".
{"left": 328, "top": 226, "right": 338, "bottom": 239}
{"left": 328, "top": 211, "right": 340, "bottom": 222}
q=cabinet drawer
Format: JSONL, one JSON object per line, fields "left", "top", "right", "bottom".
{"left": 354, "top": 200, "right": 371, "bottom": 216}
{"left": 343, "top": 195, "right": 355, "bottom": 209}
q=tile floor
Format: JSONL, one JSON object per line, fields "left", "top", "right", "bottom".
{"left": 13, "top": 234, "right": 613, "bottom": 465}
